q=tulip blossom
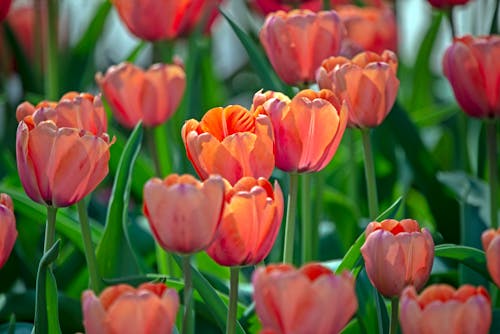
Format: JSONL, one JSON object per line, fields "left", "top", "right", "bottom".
{"left": 481, "top": 228, "right": 500, "bottom": 287}
{"left": 16, "top": 93, "right": 113, "bottom": 208}
{"left": 360, "top": 219, "right": 434, "bottom": 298}
{"left": 259, "top": 9, "right": 344, "bottom": 86}
{"left": 400, "top": 284, "right": 491, "bottom": 334}
{"left": 143, "top": 174, "right": 225, "bottom": 254}
{"left": 0, "top": 193, "right": 17, "bottom": 269}
{"left": 317, "top": 50, "right": 399, "bottom": 128}
{"left": 96, "top": 62, "right": 186, "bottom": 129}
{"left": 427, "top": 0, "right": 471, "bottom": 8}
{"left": 82, "top": 282, "right": 179, "bottom": 334}
{"left": 182, "top": 105, "right": 275, "bottom": 185}
{"left": 206, "top": 177, "right": 284, "bottom": 266}
{"left": 253, "top": 263, "right": 357, "bottom": 334}
{"left": 0, "top": 0, "right": 11, "bottom": 22}
{"left": 442, "top": 35, "right": 500, "bottom": 119}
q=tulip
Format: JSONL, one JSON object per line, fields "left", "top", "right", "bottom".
{"left": 0, "top": 193, "right": 17, "bottom": 269}
{"left": 427, "top": 0, "right": 471, "bottom": 8}
{"left": 481, "top": 228, "right": 500, "bottom": 287}
{"left": 206, "top": 177, "right": 284, "bottom": 266}
{"left": 0, "top": 0, "right": 12, "bottom": 22}
{"left": 16, "top": 93, "right": 113, "bottom": 208}
{"left": 249, "top": 0, "right": 388, "bottom": 15}
{"left": 442, "top": 35, "right": 500, "bottom": 119}
{"left": 143, "top": 174, "right": 225, "bottom": 254}
{"left": 96, "top": 62, "right": 186, "bottom": 129}
{"left": 82, "top": 282, "right": 179, "bottom": 334}
{"left": 360, "top": 219, "right": 434, "bottom": 298}
{"left": 259, "top": 9, "right": 344, "bottom": 86}
{"left": 317, "top": 50, "right": 399, "bottom": 128}
{"left": 253, "top": 263, "right": 357, "bottom": 334}
{"left": 182, "top": 105, "right": 275, "bottom": 185}
{"left": 399, "top": 284, "right": 491, "bottom": 334}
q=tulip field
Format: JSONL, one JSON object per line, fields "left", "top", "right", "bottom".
{"left": 1, "top": 0, "right": 500, "bottom": 333}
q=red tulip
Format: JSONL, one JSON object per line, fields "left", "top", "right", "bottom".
{"left": 253, "top": 263, "right": 357, "bottom": 334}
{"left": 249, "top": 0, "right": 389, "bottom": 15}
{"left": 0, "top": 193, "right": 17, "bottom": 269}
{"left": 143, "top": 174, "right": 225, "bottom": 254}
{"left": 96, "top": 62, "right": 186, "bottom": 129}
{"left": 400, "top": 284, "right": 491, "bottom": 334}
{"left": 481, "top": 228, "right": 500, "bottom": 287}
{"left": 0, "top": 0, "right": 12, "bottom": 22}
{"left": 16, "top": 93, "right": 113, "bottom": 208}
{"left": 360, "top": 219, "right": 434, "bottom": 298}
{"left": 206, "top": 177, "right": 283, "bottom": 266}
{"left": 442, "top": 35, "right": 500, "bottom": 119}
{"left": 427, "top": 0, "right": 471, "bottom": 8}
{"left": 182, "top": 105, "right": 275, "bottom": 185}
{"left": 259, "top": 9, "right": 344, "bottom": 85}
{"left": 82, "top": 282, "right": 179, "bottom": 334}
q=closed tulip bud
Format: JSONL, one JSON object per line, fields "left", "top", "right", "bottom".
{"left": 82, "top": 282, "right": 179, "bottom": 334}
{"left": 206, "top": 177, "right": 284, "bottom": 266}
{"left": 143, "top": 174, "right": 225, "bottom": 254}
{"left": 400, "top": 284, "right": 491, "bottom": 334}
{"left": 361, "top": 219, "right": 434, "bottom": 298}
{"left": 427, "top": 0, "right": 471, "bottom": 9}
{"left": 96, "top": 62, "right": 186, "bottom": 128}
{"left": 481, "top": 228, "right": 500, "bottom": 287}
{"left": 182, "top": 105, "right": 275, "bottom": 185}
{"left": 0, "top": 193, "right": 17, "bottom": 269}
{"left": 253, "top": 263, "right": 357, "bottom": 334}
{"left": 259, "top": 9, "right": 344, "bottom": 86}
{"left": 16, "top": 93, "right": 113, "bottom": 208}
{"left": 442, "top": 35, "right": 500, "bottom": 119}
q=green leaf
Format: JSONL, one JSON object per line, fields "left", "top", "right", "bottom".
{"left": 72, "top": 1, "right": 112, "bottom": 55}
{"left": 434, "top": 244, "right": 490, "bottom": 280}
{"left": 0, "top": 322, "right": 33, "bottom": 334}
{"left": 96, "top": 122, "right": 143, "bottom": 283}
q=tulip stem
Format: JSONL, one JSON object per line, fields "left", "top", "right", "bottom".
{"left": 182, "top": 255, "right": 194, "bottom": 334}
{"left": 301, "top": 173, "right": 313, "bottom": 264}
{"left": 361, "top": 129, "right": 379, "bottom": 220}
{"left": 487, "top": 120, "right": 498, "bottom": 229}
{"left": 44, "top": 207, "right": 57, "bottom": 253}
{"left": 77, "top": 200, "right": 101, "bottom": 292}
{"left": 445, "top": 8, "right": 456, "bottom": 38}
{"left": 322, "top": 0, "right": 331, "bottom": 10}
{"left": 226, "top": 267, "right": 240, "bottom": 334}
{"left": 390, "top": 297, "right": 399, "bottom": 334}
{"left": 283, "top": 172, "right": 299, "bottom": 264}
{"left": 45, "top": 0, "right": 59, "bottom": 100}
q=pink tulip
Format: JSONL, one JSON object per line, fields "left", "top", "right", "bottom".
{"left": 0, "top": 193, "right": 17, "bottom": 269}
{"left": 481, "top": 228, "right": 500, "bottom": 287}
{"left": 427, "top": 0, "right": 471, "bottom": 8}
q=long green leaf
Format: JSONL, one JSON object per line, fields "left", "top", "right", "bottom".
{"left": 434, "top": 244, "right": 490, "bottom": 280}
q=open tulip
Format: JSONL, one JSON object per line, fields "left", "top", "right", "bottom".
{"left": 206, "top": 177, "right": 284, "bottom": 266}
{"left": 427, "top": 0, "right": 471, "bottom": 8}
{"left": 0, "top": 193, "right": 17, "bottom": 269}
{"left": 16, "top": 93, "right": 113, "bottom": 208}
{"left": 259, "top": 9, "right": 344, "bottom": 86}
{"left": 400, "top": 284, "right": 491, "bottom": 334}
{"left": 481, "top": 228, "right": 500, "bottom": 287}
{"left": 253, "top": 263, "right": 357, "bottom": 334}
{"left": 317, "top": 50, "right": 399, "bottom": 128}
{"left": 361, "top": 219, "right": 434, "bottom": 298}
{"left": 82, "top": 282, "right": 179, "bottom": 334}
{"left": 143, "top": 174, "right": 225, "bottom": 254}
{"left": 442, "top": 35, "right": 500, "bottom": 119}
{"left": 96, "top": 62, "right": 186, "bottom": 129}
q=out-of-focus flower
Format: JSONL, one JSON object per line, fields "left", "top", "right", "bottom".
{"left": 427, "top": 0, "right": 471, "bottom": 8}
{"left": 206, "top": 177, "right": 283, "bottom": 266}
{"left": 111, "top": 0, "right": 221, "bottom": 41}
{"left": 143, "top": 174, "right": 225, "bottom": 254}
{"left": 96, "top": 62, "right": 185, "bottom": 129}
{"left": 0, "top": 0, "right": 12, "bottom": 22}
{"left": 259, "top": 9, "right": 344, "bottom": 86}
{"left": 442, "top": 35, "right": 500, "bottom": 119}
{"left": 82, "top": 282, "right": 179, "bottom": 334}
{"left": 0, "top": 193, "right": 17, "bottom": 269}
{"left": 400, "top": 284, "right": 491, "bottom": 334}
{"left": 253, "top": 263, "right": 357, "bottom": 334}
{"left": 360, "top": 219, "right": 434, "bottom": 298}
{"left": 253, "top": 89, "right": 348, "bottom": 172}
{"left": 182, "top": 105, "right": 275, "bottom": 185}
{"left": 249, "top": 0, "right": 389, "bottom": 15}
{"left": 482, "top": 228, "right": 500, "bottom": 287}
{"left": 16, "top": 93, "right": 113, "bottom": 207}
{"left": 317, "top": 50, "right": 399, "bottom": 128}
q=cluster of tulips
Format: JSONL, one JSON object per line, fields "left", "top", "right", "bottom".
{"left": 0, "top": 0, "right": 499, "bottom": 333}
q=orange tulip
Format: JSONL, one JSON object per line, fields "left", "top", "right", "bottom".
{"left": 143, "top": 174, "right": 225, "bottom": 254}
{"left": 206, "top": 177, "right": 283, "bottom": 266}
{"left": 96, "top": 62, "right": 186, "bottom": 129}
{"left": 182, "top": 105, "right": 275, "bottom": 185}
{"left": 0, "top": 0, "right": 12, "bottom": 22}
{"left": 317, "top": 50, "right": 399, "bottom": 128}
{"left": 253, "top": 89, "right": 348, "bottom": 172}
{"left": 360, "top": 219, "right": 434, "bottom": 298}
{"left": 259, "top": 9, "right": 344, "bottom": 86}
{"left": 0, "top": 193, "right": 17, "bottom": 269}
{"left": 253, "top": 263, "right": 357, "bottom": 334}
{"left": 82, "top": 282, "right": 179, "bottom": 334}
{"left": 16, "top": 93, "right": 113, "bottom": 208}
{"left": 442, "top": 35, "right": 500, "bottom": 119}
{"left": 427, "top": 0, "right": 471, "bottom": 8}
{"left": 481, "top": 228, "right": 500, "bottom": 287}
{"left": 400, "top": 284, "right": 491, "bottom": 334}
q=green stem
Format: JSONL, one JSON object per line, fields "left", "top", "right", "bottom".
{"left": 283, "top": 172, "right": 299, "bottom": 264}
{"left": 311, "top": 172, "right": 323, "bottom": 260}
{"left": 182, "top": 255, "right": 194, "bottom": 334}
{"left": 390, "top": 297, "right": 399, "bottom": 334}
{"left": 44, "top": 207, "right": 57, "bottom": 253}
{"left": 77, "top": 201, "right": 101, "bottom": 292}
{"left": 490, "top": 0, "right": 500, "bottom": 34}
{"left": 445, "top": 7, "right": 456, "bottom": 38}
{"left": 145, "top": 127, "right": 162, "bottom": 176}
{"left": 301, "top": 173, "right": 313, "bottom": 264}
{"left": 322, "top": 0, "right": 331, "bottom": 10}
{"left": 487, "top": 121, "right": 498, "bottom": 229}
{"left": 348, "top": 130, "right": 360, "bottom": 216}
{"left": 45, "top": 0, "right": 59, "bottom": 99}
{"left": 361, "top": 129, "right": 379, "bottom": 220}
{"left": 226, "top": 267, "right": 240, "bottom": 334}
